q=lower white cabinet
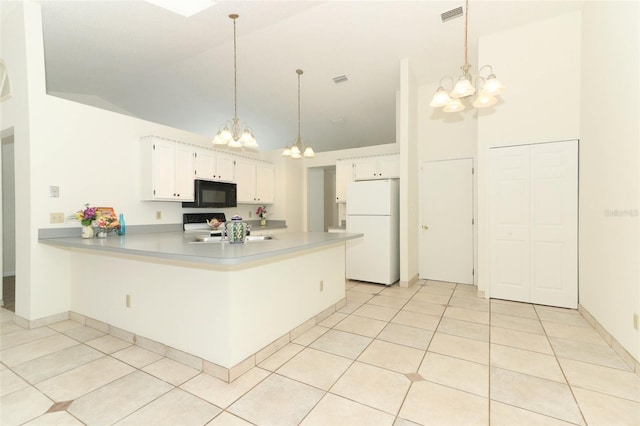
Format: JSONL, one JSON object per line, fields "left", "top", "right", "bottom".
{"left": 141, "top": 137, "right": 195, "bottom": 201}
{"left": 236, "top": 159, "right": 274, "bottom": 204}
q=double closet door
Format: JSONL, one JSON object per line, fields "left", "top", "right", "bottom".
{"left": 489, "top": 140, "right": 578, "bottom": 308}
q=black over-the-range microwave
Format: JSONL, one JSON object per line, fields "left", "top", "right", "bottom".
{"left": 182, "top": 179, "right": 237, "bottom": 208}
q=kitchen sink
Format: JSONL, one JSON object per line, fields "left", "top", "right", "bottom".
{"left": 190, "top": 235, "right": 274, "bottom": 243}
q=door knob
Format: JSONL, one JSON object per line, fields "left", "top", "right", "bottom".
{"left": 423, "top": 225, "right": 429, "bottom": 230}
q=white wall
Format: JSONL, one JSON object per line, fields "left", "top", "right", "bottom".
{"left": 579, "top": 1, "right": 639, "bottom": 361}
{"left": 476, "top": 11, "right": 582, "bottom": 296}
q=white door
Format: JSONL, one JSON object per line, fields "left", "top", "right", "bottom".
{"left": 489, "top": 146, "right": 531, "bottom": 302}
{"left": 489, "top": 140, "right": 578, "bottom": 308}
{"left": 419, "top": 159, "right": 474, "bottom": 284}
{"left": 529, "top": 142, "right": 578, "bottom": 307}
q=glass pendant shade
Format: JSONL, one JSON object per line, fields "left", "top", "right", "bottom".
{"left": 228, "top": 138, "right": 242, "bottom": 149}
{"left": 291, "top": 148, "right": 302, "bottom": 159}
{"left": 483, "top": 75, "right": 505, "bottom": 96}
{"left": 240, "top": 130, "right": 253, "bottom": 144}
{"left": 472, "top": 92, "right": 497, "bottom": 108}
{"left": 429, "top": 87, "right": 452, "bottom": 107}
{"left": 213, "top": 133, "right": 225, "bottom": 145}
{"left": 451, "top": 77, "right": 476, "bottom": 98}
{"left": 303, "top": 146, "right": 315, "bottom": 158}
{"left": 443, "top": 98, "right": 465, "bottom": 112}
{"left": 282, "top": 146, "right": 292, "bottom": 157}
{"left": 220, "top": 127, "right": 232, "bottom": 141}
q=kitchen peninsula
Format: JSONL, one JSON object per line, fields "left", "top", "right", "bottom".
{"left": 39, "top": 230, "right": 361, "bottom": 381}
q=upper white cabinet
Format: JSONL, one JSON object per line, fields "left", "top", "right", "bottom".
{"left": 141, "top": 136, "right": 274, "bottom": 203}
{"left": 353, "top": 154, "right": 400, "bottom": 181}
{"left": 141, "top": 137, "right": 195, "bottom": 201}
{"left": 194, "top": 148, "right": 236, "bottom": 182}
{"left": 236, "top": 159, "right": 274, "bottom": 204}
{"left": 335, "top": 159, "right": 354, "bottom": 203}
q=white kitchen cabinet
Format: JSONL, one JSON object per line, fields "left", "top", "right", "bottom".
{"left": 141, "top": 137, "right": 195, "bottom": 201}
{"left": 236, "top": 159, "right": 274, "bottom": 204}
{"left": 335, "top": 159, "right": 354, "bottom": 203}
{"left": 194, "top": 148, "right": 236, "bottom": 182}
{"left": 353, "top": 154, "right": 400, "bottom": 181}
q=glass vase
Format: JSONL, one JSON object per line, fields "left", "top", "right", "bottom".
{"left": 96, "top": 227, "right": 108, "bottom": 238}
{"left": 260, "top": 218, "right": 267, "bottom": 227}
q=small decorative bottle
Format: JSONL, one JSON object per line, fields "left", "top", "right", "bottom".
{"left": 225, "top": 215, "right": 247, "bottom": 244}
{"left": 117, "top": 213, "right": 126, "bottom": 235}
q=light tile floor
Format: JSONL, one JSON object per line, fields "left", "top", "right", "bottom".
{"left": 1, "top": 280, "right": 639, "bottom": 425}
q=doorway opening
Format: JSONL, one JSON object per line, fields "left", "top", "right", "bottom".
{"left": 307, "top": 166, "right": 338, "bottom": 232}
{"left": 1, "top": 131, "right": 16, "bottom": 311}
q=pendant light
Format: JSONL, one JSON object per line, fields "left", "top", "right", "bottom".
{"left": 282, "top": 69, "right": 314, "bottom": 159}
{"left": 430, "top": 0, "right": 505, "bottom": 112}
{"left": 213, "top": 14, "right": 257, "bottom": 148}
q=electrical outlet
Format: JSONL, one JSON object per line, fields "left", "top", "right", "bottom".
{"left": 126, "top": 294, "right": 131, "bottom": 308}
{"left": 319, "top": 280, "right": 324, "bottom": 292}
{"left": 50, "top": 212, "right": 65, "bottom": 223}
{"left": 634, "top": 313, "right": 639, "bottom": 331}
{"left": 156, "top": 211, "right": 162, "bottom": 220}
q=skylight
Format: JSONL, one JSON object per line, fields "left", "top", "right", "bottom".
{"left": 145, "top": 0, "right": 216, "bottom": 18}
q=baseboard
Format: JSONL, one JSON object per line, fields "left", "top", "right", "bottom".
{"left": 578, "top": 304, "right": 640, "bottom": 377}
{"left": 7, "top": 297, "right": 348, "bottom": 383}
{"left": 399, "top": 274, "right": 419, "bottom": 288}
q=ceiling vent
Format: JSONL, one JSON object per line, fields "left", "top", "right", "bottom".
{"left": 441, "top": 6, "right": 463, "bottom": 23}
{"left": 332, "top": 75, "right": 348, "bottom": 84}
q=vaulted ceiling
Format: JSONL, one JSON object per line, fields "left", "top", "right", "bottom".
{"left": 40, "top": 0, "right": 583, "bottom": 153}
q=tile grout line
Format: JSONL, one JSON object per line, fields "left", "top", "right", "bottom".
{"left": 535, "top": 304, "right": 589, "bottom": 426}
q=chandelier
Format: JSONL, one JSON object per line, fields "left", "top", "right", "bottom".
{"left": 430, "top": 0, "right": 505, "bottom": 112}
{"left": 282, "top": 69, "right": 315, "bottom": 159}
{"left": 213, "top": 14, "right": 257, "bottom": 148}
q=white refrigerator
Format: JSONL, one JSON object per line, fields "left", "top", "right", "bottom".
{"left": 346, "top": 179, "right": 400, "bottom": 285}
